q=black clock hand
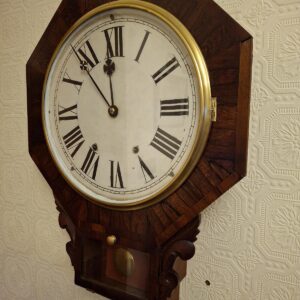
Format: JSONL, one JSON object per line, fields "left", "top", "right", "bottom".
{"left": 71, "top": 45, "right": 111, "bottom": 108}
{"left": 87, "top": 70, "right": 111, "bottom": 108}
{"left": 104, "top": 58, "right": 119, "bottom": 118}
{"left": 109, "top": 75, "right": 114, "bottom": 107}
{"left": 104, "top": 58, "right": 116, "bottom": 107}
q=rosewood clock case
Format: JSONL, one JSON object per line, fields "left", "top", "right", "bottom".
{"left": 27, "top": 0, "right": 252, "bottom": 299}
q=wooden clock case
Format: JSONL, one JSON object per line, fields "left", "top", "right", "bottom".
{"left": 26, "top": 0, "right": 252, "bottom": 299}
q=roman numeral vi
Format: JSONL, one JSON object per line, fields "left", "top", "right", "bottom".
{"left": 110, "top": 161, "right": 125, "bottom": 188}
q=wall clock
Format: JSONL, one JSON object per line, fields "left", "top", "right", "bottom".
{"left": 42, "top": 0, "right": 213, "bottom": 209}
{"left": 27, "top": 0, "right": 252, "bottom": 299}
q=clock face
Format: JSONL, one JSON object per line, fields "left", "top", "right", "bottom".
{"left": 43, "top": 2, "right": 211, "bottom": 208}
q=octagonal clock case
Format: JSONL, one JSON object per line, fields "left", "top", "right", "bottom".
{"left": 27, "top": 0, "right": 252, "bottom": 299}
{"left": 42, "top": 1, "right": 212, "bottom": 209}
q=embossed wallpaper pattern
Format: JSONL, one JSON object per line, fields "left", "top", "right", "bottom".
{"left": 0, "top": 0, "right": 299, "bottom": 299}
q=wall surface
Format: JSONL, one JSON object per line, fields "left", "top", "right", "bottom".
{"left": 0, "top": 0, "right": 299, "bottom": 299}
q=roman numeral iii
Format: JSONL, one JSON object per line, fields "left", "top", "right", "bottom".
{"left": 63, "top": 125, "right": 85, "bottom": 158}
{"left": 150, "top": 128, "right": 182, "bottom": 160}
{"left": 78, "top": 40, "right": 100, "bottom": 69}
{"left": 160, "top": 99, "right": 189, "bottom": 116}
{"left": 152, "top": 57, "right": 180, "bottom": 84}
{"left": 81, "top": 145, "right": 100, "bottom": 180}
{"left": 103, "top": 26, "right": 124, "bottom": 58}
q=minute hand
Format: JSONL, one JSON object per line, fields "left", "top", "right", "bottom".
{"left": 86, "top": 70, "right": 111, "bottom": 107}
{"left": 104, "top": 58, "right": 116, "bottom": 107}
{"left": 71, "top": 45, "right": 110, "bottom": 107}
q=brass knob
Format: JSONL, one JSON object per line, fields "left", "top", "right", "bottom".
{"left": 106, "top": 235, "right": 117, "bottom": 246}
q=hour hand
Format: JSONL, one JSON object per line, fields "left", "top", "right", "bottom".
{"left": 104, "top": 58, "right": 115, "bottom": 76}
{"left": 80, "top": 60, "right": 89, "bottom": 71}
{"left": 104, "top": 58, "right": 118, "bottom": 117}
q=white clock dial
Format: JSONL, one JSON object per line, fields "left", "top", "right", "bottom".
{"left": 43, "top": 3, "right": 211, "bottom": 207}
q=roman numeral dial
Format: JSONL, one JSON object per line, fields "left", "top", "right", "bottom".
{"left": 44, "top": 8, "right": 205, "bottom": 206}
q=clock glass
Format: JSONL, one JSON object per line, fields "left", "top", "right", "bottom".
{"left": 43, "top": 1, "right": 211, "bottom": 208}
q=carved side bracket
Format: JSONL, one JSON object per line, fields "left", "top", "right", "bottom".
{"left": 159, "top": 217, "right": 200, "bottom": 299}
{"left": 56, "top": 200, "right": 80, "bottom": 268}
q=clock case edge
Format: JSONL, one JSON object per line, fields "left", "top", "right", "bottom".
{"left": 26, "top": 0, "right": 252, "bottom": 299}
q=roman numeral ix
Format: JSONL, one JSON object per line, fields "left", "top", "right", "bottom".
{"left": 160, "top": 98, "right": 189, "bottom": 116}
{"left": 150, "top": 128, "right": 182, "bottom": 160}
{"left": 104, "top": 26, "right": 124, "bottom": 58}
{"left": 152, "top": 57, "right": 180, "bottom": 84}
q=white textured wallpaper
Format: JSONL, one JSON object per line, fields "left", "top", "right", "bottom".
{"left": 0, "top": 0, "right": 299, "bottom": 299}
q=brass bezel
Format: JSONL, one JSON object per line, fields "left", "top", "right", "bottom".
{"left": 42, "top": 0, "right": 212, "bottom": 210}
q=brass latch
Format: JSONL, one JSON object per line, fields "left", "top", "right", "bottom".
{"left": 211, "top": 97, "right": 217, "bottom": 122}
